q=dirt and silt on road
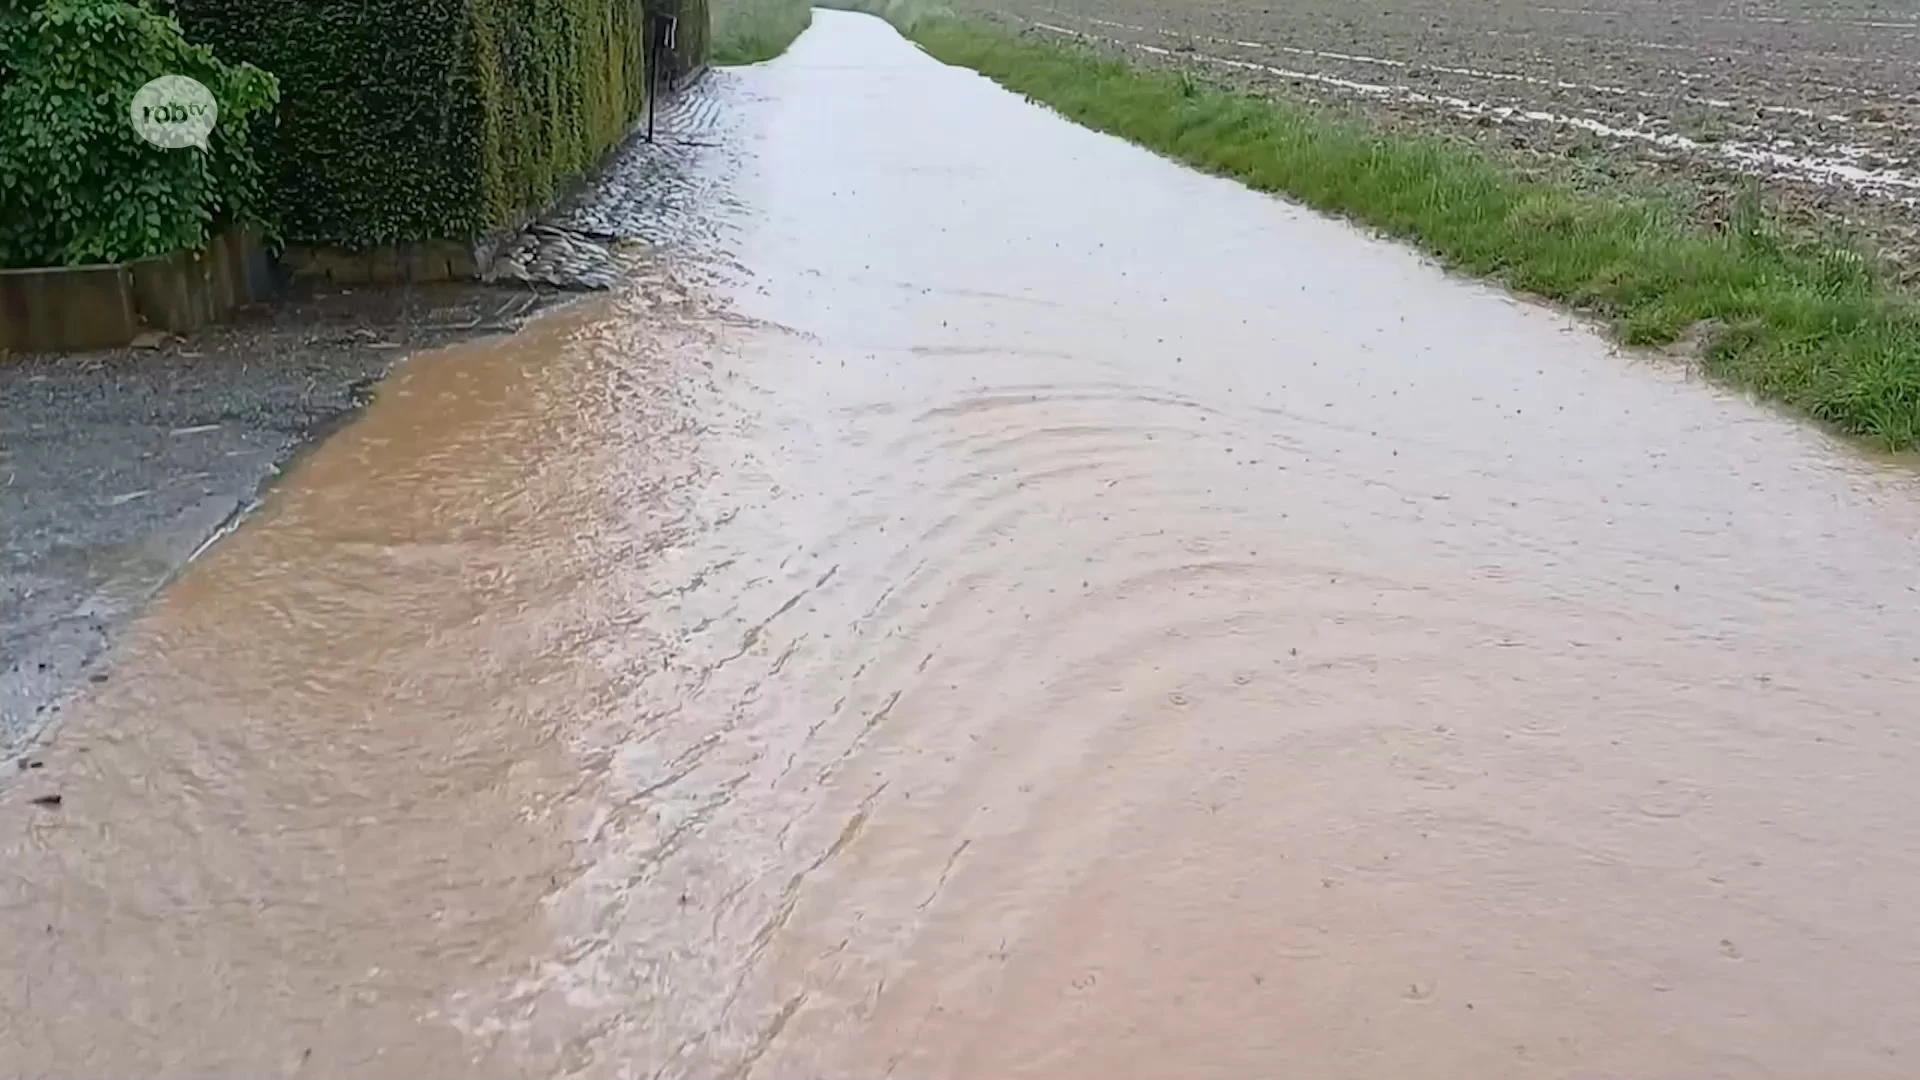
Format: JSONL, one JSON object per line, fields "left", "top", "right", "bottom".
{"left": 6, "top": 10, "right": 1920, "bottom": 1077}
{"left": 975, "top": 0, "right": 1920, "bottom": 271}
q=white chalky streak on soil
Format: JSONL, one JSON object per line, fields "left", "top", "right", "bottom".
{"left": 1026, "top": 18, "right": 1920, "bottom": 201}
{"left": 1067, "top": 11, "right": 1853, "bottom": 121}
{"left": 1535, "top": 4, "right": 1920, "bottom": 30}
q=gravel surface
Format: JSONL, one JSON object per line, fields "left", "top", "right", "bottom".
{"left": 1, "top": 78, "right": 730, "bottom": 762}
{"left": 961, "top": 0, "right": 1920, "bottom": 273}
{"left": 0, "top": 285, "right": 565, "bottom": 758}
{"left": 490, "top": 86, "right": 732, "bottom": 289}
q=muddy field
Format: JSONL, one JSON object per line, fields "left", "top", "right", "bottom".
{"left": 963, "top": 0, "right": 1920, "bottom": 270}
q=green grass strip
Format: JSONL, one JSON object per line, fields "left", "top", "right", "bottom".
{"left": 854, "top": 9, "right": 1920, "bottom": 449}
{"left": 712, "top": 0, "right": 813, "bottom": 64}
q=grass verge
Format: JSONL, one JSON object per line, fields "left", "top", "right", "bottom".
{"left": 712, "top": 0, "right": 813, "bottom": 64}
{"left": 830, "top": 4, "right": 1920, "bottom": 449}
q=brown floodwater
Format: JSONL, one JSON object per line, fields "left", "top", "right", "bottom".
{"left": 6, "top": 11, "right": 1920, "bottom": 1078}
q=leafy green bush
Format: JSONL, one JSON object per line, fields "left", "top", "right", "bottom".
{"left": 0, "top": 0, "right": 278, "bottom": 267}
{"left": 174, "top": 0, "right": 703, "bottom": 250}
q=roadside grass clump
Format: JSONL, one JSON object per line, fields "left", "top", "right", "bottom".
{"left": 821, "top": 0, "right": 948, "bottom": 32}
{"left": 712, "top": 0, "right": 812, "bottom": 64}
{"left": 883, "top": 16, "right": 1920, "bottom": 449}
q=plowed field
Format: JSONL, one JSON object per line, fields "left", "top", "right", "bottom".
{"left": 966, "top": 0, "right": 1920, "bottom": 270}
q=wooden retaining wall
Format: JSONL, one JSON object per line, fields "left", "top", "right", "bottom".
{"left": 0, "top": 230, "right": 274, "bottom": 353}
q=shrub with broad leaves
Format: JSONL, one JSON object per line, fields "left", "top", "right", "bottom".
{"left": 0, "top": 0, "right": 277, "bottom": 267}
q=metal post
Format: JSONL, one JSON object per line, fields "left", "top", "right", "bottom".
{"left": 643, "top": 8, "right": 677, "bottom": 144}
{"left": 646, "top": 66, "right": 657, "bottom": 143}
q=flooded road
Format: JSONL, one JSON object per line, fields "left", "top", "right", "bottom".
{"left": 7, "top": 10, "right": 1920, "bottom": 1077}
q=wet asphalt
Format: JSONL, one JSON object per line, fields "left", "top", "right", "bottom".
{"left": 1, "top": 338, "right": 386, "bottom": 754}
{"left": 0, "top": 286, "right": 555, "bottom": 759}
{"left": 1, "top": 85, "right": 732, "bottom": 763}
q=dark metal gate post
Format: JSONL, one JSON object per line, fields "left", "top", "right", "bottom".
{"left": 644, "top": 6, "right": 678, "bottom": 143}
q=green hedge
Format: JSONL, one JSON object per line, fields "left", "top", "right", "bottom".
{"left": 172, "top": 0, "right": 696, "bottom": 249}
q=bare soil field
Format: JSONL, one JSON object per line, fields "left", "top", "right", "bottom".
{"left": 958, "top": 0, "right": 1920, "bottom": 272}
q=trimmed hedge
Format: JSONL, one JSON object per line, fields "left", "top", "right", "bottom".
{"left": 171, "top": 0, "right": 695, "bottom": 249}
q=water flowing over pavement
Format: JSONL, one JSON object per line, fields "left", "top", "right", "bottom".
{"left": 7, "top": 10, "right": 1920, "bottom": 1077}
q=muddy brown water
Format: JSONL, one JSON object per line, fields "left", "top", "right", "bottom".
{"left": 6, "top": 12, "right": 1920, "bottom": 1078}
